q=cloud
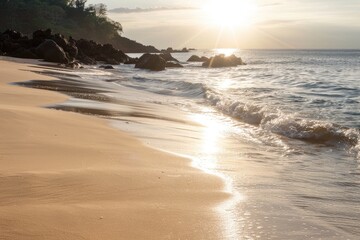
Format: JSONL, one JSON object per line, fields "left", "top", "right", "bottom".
{"left": 109, "top": 7, "right": 197, "bottom": 14}
{"left": 257, "top": 19, "right": 300, "bottom": 27}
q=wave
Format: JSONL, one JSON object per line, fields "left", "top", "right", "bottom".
{"left": 205, "top": 90, "right": 360, "bottom": 157}
{"left": 117, "top": 75, "right": 360, "bottom": 158}
{"left": 121, "top": 76, "right": 207, "bottom": 98}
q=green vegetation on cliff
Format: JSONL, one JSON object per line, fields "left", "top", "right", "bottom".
{"left": 0, "top": 0, "right": 158, "bottom": 52}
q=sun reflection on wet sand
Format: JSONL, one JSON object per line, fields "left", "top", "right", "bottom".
{"left": 190, "top": 112, "right": 245, "bottom": 239}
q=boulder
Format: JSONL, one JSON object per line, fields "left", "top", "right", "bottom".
{"left": 202, "top": 54, "right": 245, "bottom": 68}
{"left": 135, "top": 54, "right": 166, "bottom": 71}
{"left": 159, "top": 52, "right": 179, "bottom": 62}
{"left": 36, "top": 40, "right": 69, "bottom": 64}
{"left": 166, "top": 62, "right": 184, "bottom": 68}
{"left": 187, "top": 55, "right": 208, "bottom": 62}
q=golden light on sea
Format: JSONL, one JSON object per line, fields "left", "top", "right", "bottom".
{"left": 216, "top": 48, "right": 237, "bottom": 56}
{"left": 190, "top": 113, "right": 224, "bottom": 172}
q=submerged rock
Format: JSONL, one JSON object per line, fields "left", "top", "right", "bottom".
{"left": 202, "top": 54, "right": 245, "bottom": 68}
{"left": 135, "top": 53, "right": 166, "bottom": 71}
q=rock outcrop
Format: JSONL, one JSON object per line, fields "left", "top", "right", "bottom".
{"left": 202, "top": 54, "right": 246, "bottom": 68}
{"left": 0, "top": 29, "right": 130, "bottom": 67}
{"left": 187, "top": 55, "right": 209, "bottom": 62}
{"left": 135, "top": 54, "right": 166, "bottom": 71}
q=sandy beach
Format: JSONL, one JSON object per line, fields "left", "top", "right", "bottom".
{"left": 0, "top": 58, "right": 229, "bottom": 240}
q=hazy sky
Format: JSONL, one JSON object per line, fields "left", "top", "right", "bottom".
{"left": 87, "top": 0, "right": 360, "bottom": 49}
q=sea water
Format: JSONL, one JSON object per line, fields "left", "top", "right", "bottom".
{"left": 54, "top": 49, "right": 360, "bottom": 239}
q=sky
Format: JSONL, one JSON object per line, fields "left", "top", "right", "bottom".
{"left": 87, "top": 0, "right": 360, "bottom": 49}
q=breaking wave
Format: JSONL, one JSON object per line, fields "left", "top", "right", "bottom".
{"left": 205, "top": 90, "right": 360, "bottom": 157}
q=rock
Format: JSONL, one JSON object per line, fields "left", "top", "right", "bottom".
{"left": 12, "top": 48, "right": 38, "bottom": 59}
{"left": 187, "top": 55, "right": 208, "bottom": 62}
{"left": 166, "top": 62, "right": 184, "bottom": 68}
{"left": 99, "top": 65, "right": 114, "bottom": 69}
{"left": 33, "top": 29, "right": 52, "bottom": 41}
{"left": 1, "top": 41, "right": 21, "bottom": 54}
{"left": 2, "top": 30, "right": 24, "bottom": 41}
{"left": 76, "top": 39, "right": 128, "bottom": 64}
{"left": 32, "top": 29, "right": 52, "bottom": 46}
{"left": 36, "top": 40, "right": 69, "bottom": 64}
{"left": 77, "top": 53, "right": 97, "bottom": 65}
{"left": 135, "top": 53, "right": 166, "bottom": 71}
{"left": 159, "top": 52, "right": 179, "bottom": 62}
{"left": 202, "top": 54, "right": 245, "bottom": 68}
{"left": 51, "top": 33, "right": 68, "bottom": 49}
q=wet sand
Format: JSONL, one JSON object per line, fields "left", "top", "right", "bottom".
{"left": 0, "top": 57, "right": 229, "bottom": 240}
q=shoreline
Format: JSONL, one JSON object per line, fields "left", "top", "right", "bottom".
{"left": 0, "top": 57, "right": 230, "bottom": 239}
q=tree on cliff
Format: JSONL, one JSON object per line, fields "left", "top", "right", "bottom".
{"left": 0, "top": 0, "right": 122, "bottom": 43}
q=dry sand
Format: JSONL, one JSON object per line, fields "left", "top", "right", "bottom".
{"left": 0, "top": 58, "right": 229, "bottom": 240}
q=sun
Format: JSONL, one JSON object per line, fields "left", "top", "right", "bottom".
{"left": 203, "top": 0, "right": 258, "bottom": 29}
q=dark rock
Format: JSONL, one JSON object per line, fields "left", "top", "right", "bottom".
{"left": 202, "top": 54, "right": 245, "bottom": 68}
{"left": 159, "top": 52, "right": 179, "bottom": 62}
{"left": 77, "top": 52, "right": 97, "bottom": 65}
{"left": 187, "top": 55, "right": 208, "bottom": 62}
{"left": 32, "top": 29, "right": 52, "bottom": 46}
{"left": 2, "top": 30, "right": 24, "bottom": 41}
{"left": 99, "top": 65, "right": 114, "bottom": 69}
{"left": 12, "top": 48, "right": 38, "bottom": 59}
{"left": 51, "top": 33, "right": 68, "bottom": 49}
{"left": 33, "top": 29, "right": 52, "bottom": 41}
{"left": 200, "top": 56, "right": 209, "bottom": 62}
{"left": 36, "top": 40, "right": 69, "bottom": 64}
{"left": 135, "top": 54, "right": 166, "bottom": 71}
{"left": 166, "top": 62, "right": 184, "bottom": 68}
{"left": 1, "top": 41, "right": 21, "bottom": 54}
{"left": 76, "top": 39, "right": 128, "bottom": 64}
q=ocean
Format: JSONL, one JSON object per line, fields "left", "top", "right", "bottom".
{"left": 35, "top": 49, "right": 360, "bottom": 239}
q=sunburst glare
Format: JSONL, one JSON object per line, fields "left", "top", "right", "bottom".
{"left": 203, "top": 0, "right": 258, "bottom": 29}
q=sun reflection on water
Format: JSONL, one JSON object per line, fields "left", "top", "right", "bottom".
{"left": 189, "top": 111, "right": 245, "bottom": 239}
{"left": 190, "top": 113, "right": 223, "bottom": 172}
{"left": 215, "top": 48, "right": 237, "bottom": 56}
